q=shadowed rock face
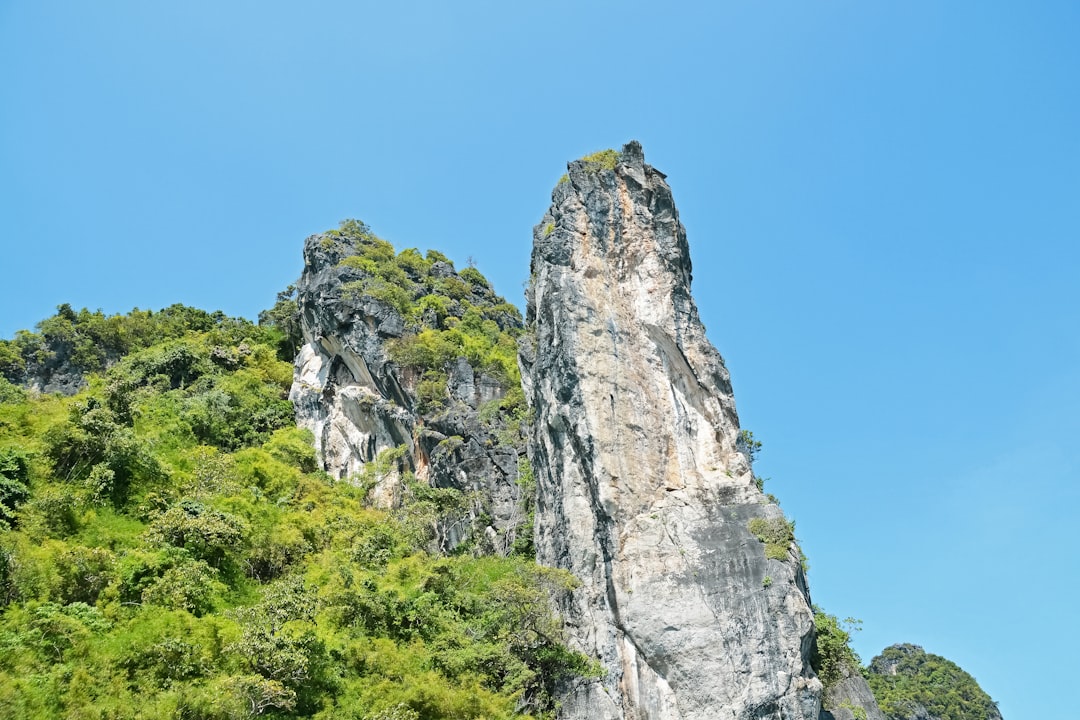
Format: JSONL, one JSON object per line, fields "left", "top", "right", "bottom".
{"left": 520, "top": 142, "right": 821, "bottom": 719}
{"left": 289, "top": 232, "right": 413, "bottom": 492}
{"left": 288, "top": 228, "right": 528, "bottom": 553}
{"left": 821, "top": 665, "right": 888, "bottom": 720}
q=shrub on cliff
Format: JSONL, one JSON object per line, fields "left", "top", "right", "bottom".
{"left": 811, "top": 608, "right": 862, "bottom": 688}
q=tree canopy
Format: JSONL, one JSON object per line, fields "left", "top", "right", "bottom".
{"left": 0, "top": 299, "right": 592, "bottom": 719}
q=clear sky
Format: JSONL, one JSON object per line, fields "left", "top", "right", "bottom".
{"left": 3, "top": 2, "right": 1078, "bottom": 716}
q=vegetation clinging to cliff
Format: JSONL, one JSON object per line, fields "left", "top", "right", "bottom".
{"left": 811, "top": 608, "right": 862, "bottom": 688}
{"left": 0, "top": 304, "right": 592, "bottom": 719}
{"left": 579, "top": 149, "right": 620, "bottom": 172}
{"left": 326, "top": 219, "right": 525, "bottom": 410}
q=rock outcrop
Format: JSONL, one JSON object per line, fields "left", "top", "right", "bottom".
{"left": 520, "top": 142, "right": 821, "bottom": 719}
{"left": 19, "top": 356, "right": 92, "bottom": 395}
{"left": 865, "top": 644, "right": 1002, "bottom": 720}
{"left": 289, "top": 222, "right": 530, "bottom": 553}
{"left": 821, "top": 666, "right": 888, "bottom": 720}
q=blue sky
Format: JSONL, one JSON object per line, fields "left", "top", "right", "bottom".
{"left": 3, "top": 2, "right": 1078, "bottom": 716}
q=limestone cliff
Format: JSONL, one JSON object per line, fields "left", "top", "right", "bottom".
{"left": 520, "top": 142, "right": 821, "bottom": 719}
{"left": 289, "top": 222, "right": 530, "bottom": 553}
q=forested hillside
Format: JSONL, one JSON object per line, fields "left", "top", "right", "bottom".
{"left": 0, "top": 276, "right": 591, "bottom": 718}
{"left": 866, "top": 645, "right": 1002, "bottom": 720}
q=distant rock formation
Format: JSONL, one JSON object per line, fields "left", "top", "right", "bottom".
{"left": 520, "top": 141, "right": 820, "bottom": 719}
{"left": 866, "top": 644, "right": 1002, "bottom": 720}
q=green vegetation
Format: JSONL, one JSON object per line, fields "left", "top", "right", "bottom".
{"left": 734, "top": 429, "right": 991, "bottom": 717}
{"left": 0, "top": 304, "right": 592, "bottom": 718}
{"left": 321, "top": 220, "right": 525, "bottom": 416}
{"left": 0, "top": 303, "right": 267, "bottom": 387}
{"left": 258, "top": 285, "right": 302, "bottom": 361}
{"left": 839, "top": 703, "right": 868, "bottom": 720}
{"left": 810, "top": 608, "right": 861, "bottom": 688}
{"left": 737, "top": 429, "right": 762, "bottom": 464}
{"left": 866, "top": 644, "right": 999, "bottom": 720}
{"left": 747, "top": 516, "right": 794, "bottom": 561}
{"left": 736, "top": 430, "right": 810, "bottom": 573}
{"left": 579, "top": 149, "right": 620, "bottom": 172}
{"left": 737, "top": 429, "right": 774, "bottom": 500}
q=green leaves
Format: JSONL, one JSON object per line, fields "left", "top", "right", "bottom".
{"left": 44, "top": 397, "right": 162, "bottom": 506}
{"left": 0, "top": 301, "right": 594, "bottom": 719}
{"left": 229, "top": 576, "right": 323, "bottom": 688}
{"left": 0, "top": 448, "right": 30, "bottom": 529}
{"left": 747, "top": 516, "right": 795, "bottom": 560}
{"left": 579, "top": 149, "right": 620, "bottom": 172}
{"left": 866, "top": 644, "right": 999, "bottom": 720}
{"left": 737, "top": 429, "right": 763, "bottom": 464}
{"left": 325, "top": 221, "right": 525, "bottom": 405}
{"left": 811, "top": 608, "right": 861, "bottom": 688}
{"left": 139, "top": 559, "right": 224, "bottom": 616}
{"left": 145, "top": 501, "right": 247, "bottom": 568}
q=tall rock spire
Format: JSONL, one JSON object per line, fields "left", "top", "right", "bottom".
{"left": 520, "top": 142, "right": 821, "bottom": 719}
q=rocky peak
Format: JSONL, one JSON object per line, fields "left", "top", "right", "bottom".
{"left": 870, "top": 644, "right": 926, "bottom": 678}
{"left": 289, "top": 220, "right": 531, "bottom": 553}
{"left": 520, "top": 142, "right": 821, "bottom": 718}
{"left": 865, "top": 644, "right": 1002, "bottom": 720}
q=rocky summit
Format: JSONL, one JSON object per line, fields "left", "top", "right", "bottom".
{"left": 521, "top": 142, "right": 819, "bottom": 719}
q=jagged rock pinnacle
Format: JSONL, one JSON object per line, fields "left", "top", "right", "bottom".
{"left": 520, "top": 142, "right": 822, "bottom": 719}
{"left": 288, "top": 223, "right": 529, "bottom": 553}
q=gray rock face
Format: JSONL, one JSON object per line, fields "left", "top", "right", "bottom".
{"left": 821, "top": 666, "right": 887, "bottom": 720}
{"left": 288, "top": 225, "right": 529, "bottom": 553}
{"left": 6, "top": 339, "right": 113, "bottom": 395}
{"left": 23, "top": 359, "right": 92, "bottom": 395}
{"left": 289, "top": 234, "right": 409, "bottom": 489}
{"left": 521, "top": 142, "right": 821, "bottom": 719}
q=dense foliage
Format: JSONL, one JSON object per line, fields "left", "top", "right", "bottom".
{"left": 0, "top": 303, "right": 297, "bottom": 390}
{"left": 255, "top": 220, "right": 527, "bottom": 402}
{"left": 866, "top": 644, "right": 999, "bottom": 720}
{"left": 324, "top": 220, "right": 524, "bottom": 401}
{"left": 0, "top": 305, "right": 592, "bottom": 719}
{"left": 810, "top": 608, "right": 862, "bottom": 689}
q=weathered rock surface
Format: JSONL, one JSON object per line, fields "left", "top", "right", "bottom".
{"left": 20, "top": 356, "right": 93, "bottom": 395}
{"left": 288, "top": 224, "right": 529, "bottom": 552}
{"left": 521, "top": 142, "right": 821, "bottom": 719}
{"left": 821, "top": 666, "right": 887, "bottom": 720}
{"left": 2, "top": 334, "right": 112, "bottom": 395}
